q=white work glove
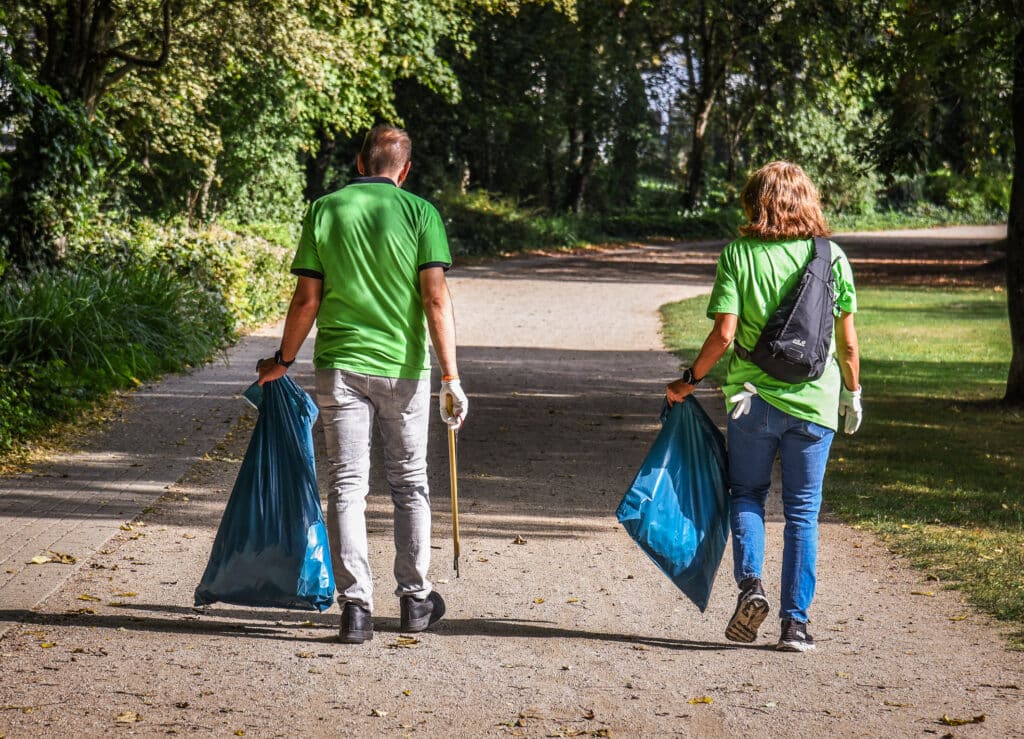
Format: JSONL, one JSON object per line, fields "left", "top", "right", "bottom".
{"left": 839, "top": 385, "right": 863, "bottom": 434}
{"left": 728, "top": 382, "right": 758, "bottom": 420}
{"left": 439, "top": 378, "right": 469, "bottom": 429}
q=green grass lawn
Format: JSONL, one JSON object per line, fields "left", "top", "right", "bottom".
{"left": 662, "top": 286, "right": 1024, "bottom": 647}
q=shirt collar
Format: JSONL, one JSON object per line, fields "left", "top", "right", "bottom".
{"left": 350, "top": 176, "right": 397, "bottom": 186}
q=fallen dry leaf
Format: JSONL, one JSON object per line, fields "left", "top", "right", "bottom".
{"left": 28, "top": 555, "right": 51, "bottom": 565}
{"left": 533, "top": 597, "right": 545, "bottom": 604}
{"left": 115, "top": 711, "right": 142, "bottom": 723}
{"left": 113, "top": 592, "right": 138, "bottom": 598}
{"left": 40, "top": 642, "right": 56, "bottom": 649}
{"left": 402, "top": 690, "right": 412, "bottom": 696}
{"left": 388, "top": 636, "right": 420, "bottom": 649}
{"left": 513, "top": 535, "right": 527, "bottom": 545}
{"left": 688, "top": 696, "right": 713, "bottom": 705}
{"left": 370, "top": 708, "right": 387, "bottom": 717}
{"left": 948, "top": 614, "right": 969, "bottom": 621}
{"left": 77, "top": 594, "right": 101, "bottom": 602}
{"left": 567, "top": 598, "right": 579, "bottom": 604}
{"left": 941, "top": 713, "right": 985, "bottom": 726}
{"left": 910, "top": 591, "right": 934, "bottom": 597}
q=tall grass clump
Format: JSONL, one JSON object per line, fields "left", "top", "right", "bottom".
{"left": 0, "top": 219, "right": 293, "bottom": 451}
{"left": 0, "top": 262, "right": 229, "bottom": 447}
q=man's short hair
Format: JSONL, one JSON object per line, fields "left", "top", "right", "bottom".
{"left": 360, "top": 125, "right": 412, "bottom": 175}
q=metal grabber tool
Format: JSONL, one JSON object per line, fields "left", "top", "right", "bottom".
{"left": 446, "top": 395, "right": 461, "bottom": 577}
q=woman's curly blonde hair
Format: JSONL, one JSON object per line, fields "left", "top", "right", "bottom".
{"left": 739, "top": 161, "right": 831, "bottom": 241}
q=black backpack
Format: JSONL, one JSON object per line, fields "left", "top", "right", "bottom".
{"left": 733, "top": 237, "right": 838, "bottom": 384}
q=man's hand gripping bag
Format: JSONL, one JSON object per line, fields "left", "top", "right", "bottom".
{"left": 195, "top": 376, "right": 334, "bottom": 611}
{"left": 616, "top": 399, "right": 729, "bottom": 612}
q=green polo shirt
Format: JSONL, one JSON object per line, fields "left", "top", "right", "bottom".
{"left": 706, "top": 236, "right": 857, "bottom": 430}
{"left": 290, "top": 177, "right": 452, "bottom": 380}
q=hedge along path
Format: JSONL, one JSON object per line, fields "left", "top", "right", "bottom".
{"left": 0, "top": 231, "right": 1020, "bottom": 738}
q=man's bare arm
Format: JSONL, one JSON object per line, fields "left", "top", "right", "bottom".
{"left": 257, "top": 276, "right": 323, "bottom": 385}
{"left": 420, "top": 267, "right": 458, "bottom": 378}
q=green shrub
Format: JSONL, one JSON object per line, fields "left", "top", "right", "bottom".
{"left": 829, "top": 203, "right": 1004, "bottom": 232}
{"left": 600, "top": 208, "right": 742, "bottom": 240}
{"left": 0, "top": 220, "right": 293, "bottom": 450}
{"left": 70, "top": 218, "right": 293, "bottom": 331}
{"left": 438, "top": 190, "right": 601, "bottom": 255}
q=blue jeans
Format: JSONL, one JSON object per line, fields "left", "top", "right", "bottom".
{"left": 728, "top": 396, "right": 834, "bottom": 623}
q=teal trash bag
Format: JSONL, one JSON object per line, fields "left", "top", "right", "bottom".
{"left": 616, "top": 398, "right": 729, "bottom": 612}
{"left": 194, "top": 375, "right": 335, "bottom": 611}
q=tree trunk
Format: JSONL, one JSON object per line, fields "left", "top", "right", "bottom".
{"left": 680, "top": 2, "right": 730, "bottom": 211}
{"left": 1004, "top": 27, "right": 1024, "bottom": 406}
{"left": 563, "top": 124, "right": 597, "bottom": 213}
{"left": 683, "top": 93, "right": 714, "bottom": 210}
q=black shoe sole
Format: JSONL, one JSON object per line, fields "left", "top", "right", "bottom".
{"left": 338, "top": 629, "right": 373, "bottom": 644}
{"left": 725, "top": 595, "right": 770, "bottom": 643}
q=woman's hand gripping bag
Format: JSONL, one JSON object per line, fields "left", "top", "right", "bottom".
{"left": 194, "top": 375, "right": 334, "bottom": 611}
{"left": 616, "top": 398, "right": 729, "bottom": 612}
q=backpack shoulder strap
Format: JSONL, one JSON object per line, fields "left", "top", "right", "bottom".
{"left": 812, "top": 236, "right": 830, "bottom": 262}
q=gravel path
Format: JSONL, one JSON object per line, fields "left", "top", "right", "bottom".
{"left": 1, "top": 227, "right": 1021, "bottom": 738}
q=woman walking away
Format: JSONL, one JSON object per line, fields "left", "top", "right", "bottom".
{"left": 665, "top": 161, "right": 862, "bottom": 652}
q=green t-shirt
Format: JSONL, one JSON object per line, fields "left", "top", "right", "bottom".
{"left": 706, "top": 236, "right": 857, "bottom": 430}
{"left": 290, "top": 178, "right": 452, "bottom": 380}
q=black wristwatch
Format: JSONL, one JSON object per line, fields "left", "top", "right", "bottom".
{"left": 682, "top": 367, "right": 703, "bottom": 386}
{"left": 274, "top": 350, "right": 295, "bottom": 368}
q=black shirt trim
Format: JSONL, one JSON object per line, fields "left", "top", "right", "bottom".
{"left": 350, "top": 176, "right": 397, "bottom": 186}
{"left": 291, "top": 268, "right": 325, "bottom": 279}
{"left": 418, "top": 261, "right": 451, "bottom": 273}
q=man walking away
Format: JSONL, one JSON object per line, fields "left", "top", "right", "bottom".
{"left": 258, "top": 124, "right": 468, "bottom": 644}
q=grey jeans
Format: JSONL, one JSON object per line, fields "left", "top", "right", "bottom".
{"left": 315, "top": 368, "right": 433, "bottom": 611}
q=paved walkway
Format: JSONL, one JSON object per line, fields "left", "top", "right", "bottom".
{"left": 1, "top": 227, "right": 1020, "bottom": 737}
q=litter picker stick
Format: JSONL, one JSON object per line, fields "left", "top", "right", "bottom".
{"left": 446, "top": 397, "right": 461, "bottom": 577}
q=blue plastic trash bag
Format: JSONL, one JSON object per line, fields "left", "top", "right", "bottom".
{"left": 194, "top": 375, "right": 335, "bottom": 611}
{"left": 616, "top": 398, "right": 729, "bottom": 612}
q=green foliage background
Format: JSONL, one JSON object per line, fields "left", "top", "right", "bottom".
{"left": 0, "top": 0, "right": 1019, "bottom": 448}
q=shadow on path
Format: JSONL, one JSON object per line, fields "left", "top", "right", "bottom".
{"left": 0, "top": 606, "right": 744, "bottom": 653}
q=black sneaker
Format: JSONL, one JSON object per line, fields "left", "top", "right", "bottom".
{"left": 339, "top": 602, "right": 373, "bottom": 644}
{"left": 777, "top": 619, "right": 816, "bottom": 652}
{"left": 400, "top": 591, "right": 446, "bottom": 633}
{"left": 725, "top": 577, "right": 771, "bottom": 643}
